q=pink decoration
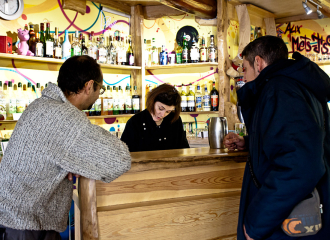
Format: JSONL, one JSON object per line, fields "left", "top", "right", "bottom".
{"left": 16, "top": 28, "right": 34, "bottom": 56}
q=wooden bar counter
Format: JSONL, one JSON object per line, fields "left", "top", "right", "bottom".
{"left": 75, "top": 148, "right": 248, "bottom": 240}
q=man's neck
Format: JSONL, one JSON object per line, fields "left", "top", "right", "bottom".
{"left": 65, "top": 94, "right": 84, "bottom": 111}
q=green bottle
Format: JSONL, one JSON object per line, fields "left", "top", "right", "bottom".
{"left": 182, "top": 34, "right": 189, "bottom": 63}
{"left": 176, "top": 41, "right": 182, "bottom": 64}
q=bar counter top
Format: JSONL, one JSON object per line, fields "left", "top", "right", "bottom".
{"left": 129, "top": 147, "right": 249, "bottom": 172}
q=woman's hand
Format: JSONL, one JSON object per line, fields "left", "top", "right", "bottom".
{"left": 223, "top": 132, "right": 246, "bottom": 151}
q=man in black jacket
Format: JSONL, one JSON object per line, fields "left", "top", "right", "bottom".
{"left": 224, "top": 36, "right": 330, "bottom": 239}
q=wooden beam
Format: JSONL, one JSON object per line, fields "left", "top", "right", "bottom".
{"left": 195, "top": 17, "right": 217, "bottom": 26}
{"left": 130, "top": 5, "right": 145, "bottom": 110}
{"left": 275, "top": 12, "right": 327, "bottom": 23}
{"left": 79, "top": 177, "right": 98, "bottom": 240}
{"left": 217, "top": 0, "right": 230, "bottom": 117}
{"left": 264, "top": 18, "right": 276, "bottom": 36}
{"left": 161, "top": 0, "right": 217, "bottom": 19}
{"left": 92, "top": 0, "right": 131, "bottom": 14}
{"left": 143, "top": 4, "right": 185, "bottom": 20}
{"left": 62, "top": 0, "right": 86, "bottom": 14}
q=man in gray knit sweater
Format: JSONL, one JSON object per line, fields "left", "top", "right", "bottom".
{"left": 0, "top": 56, "right": 131, "bottom": 240}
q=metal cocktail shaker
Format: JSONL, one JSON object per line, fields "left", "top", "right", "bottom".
{"left": 208, "top": 117, "right": 228, "bottom": 149}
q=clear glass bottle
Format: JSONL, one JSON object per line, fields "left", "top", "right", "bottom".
{"left": 71, "top": 30, "right": 82, "bottom": 57}
{"left": 39, "top": 23, "right": 45, "bottom": 57}
{"left": 124, "top": 85, "right": 132, "bottom": 114}
{"left": 200, "top": 35, "right": 207, "bottom": 62}
{"left": 97, "top": 36, "right": 107, "bottom": 64}
{"left": 176, "top": 41, "right": 182, "bottom": 64}
{"left": 195, "top": 83, "right": 202, "bottom": 112}
{"left": 120, "top": 37, "right": 127, "bottom": 65}
{"left": 202, "top": 82, "right": 211, "bottom": 111}
{"left": 0, "top": 81, "right": 6, "bottom": 120}
{"left": 118, "top": 86, "right": 125, "bottom": 114}
{"left": 182, "top": 34, "right": 189, "bottom": 64}
{"left": 159, "top": 45, "right": 167, "bottom": 65}
{"left": 6, "top": 81, "right": 16, "bottom": 120}
{"left": 151, "top": 38, "right": 158, "bottom": 65}
{"left": 107, "top": 35, "right": 116, "bottom": 64}
{"left": 113, "top": 86, "right": 119, "bottom": 115}
{"left": 181, "top": 84, "right": 188, "bottom": 112}
{"left": 190, "top": 37, "right": 199, "bottom": 63}
{"left": 26, "top": 82, "right": 33, "bottom": 107}
{"left": 61, "top": 29, "right": 71, "bottom": 60}
{"left": 81, "top": 35, "right": 88, "bottom": 56}
{"left": 127, "top": 37, "right": 134, "bottom": 66}
{"left": 132, "top": 86, "right": 140, "bottom": 114}
{"left": 35, "top": 33, "right": 44, "bottom": 57}
{"left": 187, "top": 84, "right": 195, "bottom": 112}
{"left": 53, "top": 27, "right": 62, "bottom": 59}
{"left": 87, "top": 31, "right": 96, "bottom": 60}
{"left": 210, "top": 81, "right": 219, "bottom": 111}
{"left": 16, "top": 82, "right": 26, "bottom": 114}
{"left": 107, "top": 86, "right": 114, "bottom": 115}
{"left": 44, "top": 22, "right": 54, "bottom": 58}
{"left": 28, "top": 24, "right": 36, "bottom": 55}
{"left": 94, "top": 88, "right": 102, "bottom": 116}
{"left": 208, "top": 35, "right": 216, "bottom": 62}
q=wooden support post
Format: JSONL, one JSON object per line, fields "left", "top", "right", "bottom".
{"left": 79, "top": 177, "right": 98, "bottom": 240}
{"left": 217, "top": 0, "right": 230, "bottom": 117}
{"left": 131, "top": 5, "right": 145, "bottom": 110}
{"left": 264, "top": 17, "right": 277, "bottom": 36}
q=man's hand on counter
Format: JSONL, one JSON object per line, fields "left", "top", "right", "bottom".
{"left": 224, "top": 132, "right": 246, "bottom": 151}
{"left": 67, "top": 172, "right": 80, "bottom": 181}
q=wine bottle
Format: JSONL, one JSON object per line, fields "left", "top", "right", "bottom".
{"left": 181, "top": 84, "right": 188, "bottom": 112}
{"left": 132, "top": 86, "right": 140, "bottom": 114}
{"left": 44, "top": 23, "right": 54, "bottom": 58}
{"left": 210, "top": 81, "right": 219, "bottom": 111}
{"left": 187, "top": 84, "right": 195, "bottom": 112}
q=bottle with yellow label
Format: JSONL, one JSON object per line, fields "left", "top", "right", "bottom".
{"left": 0, "top": 81, "right": 6, "bottom": 119}
{"left": 16, "top": 82, "right": 26, "bottom": 114}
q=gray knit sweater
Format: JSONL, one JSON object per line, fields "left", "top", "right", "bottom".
{"left": 0, "top": 83, "right": 131, "bottom": 232}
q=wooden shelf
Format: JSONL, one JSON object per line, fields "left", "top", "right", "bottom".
{"left": 88, "top": 114, "right": 134, "bottom": 119}
{"left": 0, "top": 120, "right": 18, "bottom": 123}
{"left": 0, "top": 53, "right": 141, "bottom": 70}
{"left": 146, "top": 62, "right": 218, "bottom": 70}
{"left": 315, "top": 61, "right": 330, "bottom": 66}
{"left": 180, "top": 111, "right": 219, "bottom": 115}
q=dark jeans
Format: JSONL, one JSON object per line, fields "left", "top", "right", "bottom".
{"left": 0, "top": 226, "right": 61, "bottom": 240}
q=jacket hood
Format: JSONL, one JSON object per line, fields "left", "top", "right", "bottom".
{"left": 41, "top": 82, "right": 68, "bottom": 103}
{"left": 238, "top": 52, "right": 330, "bottom": 106}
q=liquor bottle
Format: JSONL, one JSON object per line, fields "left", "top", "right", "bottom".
{"left": 89, "top": 104, "right": 95, "bottom": 116}
{"left": 121, "top": 37, "right": 127, "bottom": 65}
{"left": 107, "top": 35, "right": 116, "bottom": 64}
{"left": 81, "top": 35, "right": 88, "bottom": 56}
{"left": 53, "top": 27, "right": 62, "bottom": 59}
{"left": 88, "top": 32, "right": 97, "bottom": 60}
{"left": 132, "top": 86, "right": 140, "bottom": 114}
{"left": 250, "top": 33, "right": 254, "bottom": 42}
{"left": 181, "top": 84, "right": 188, "bottom": 112}
{"left": 62, "top": 30, "right": 71, "bottom": 60}
{"left": 210, "top": 81, "right": 219, "bottom": 111}
{"left": 159, "top": 45, "right": 167, "bottom": 65}
{"left": 6, "top": 81, "right": 16, "bottom": 120}
{"left": 208, "top": 35, "right": 216, "bottom": 62}
{"left": 36, "top": 83, "right": 42, "bottom": 98}
{"left": 26, "top": 82, "right": 33, "bottom": 107}
{"left": 107, "top": 86, "right": 114, "bottom": 115}
{"left": 182, "top": 34, "right": 189, "bottom": 64}
{"left": 44, "top": 23, "right": 54, "bottom": 58}
{"left": 71, "top": 31, "right": 81, "bottom": 57}
{"left": 31, "top": 85, "right": 37, "bottom": 102}
{"left": 116, "top": 37, "right": 123, "bottom": 65}
{"left": 28, "top": 24, "right": 36, "bottom": 55}
{"left": 125, "top": 37, "right": 134, "bottom": 66}
{"left": 0, "top": 81, "right": 6, "bottom": 120}
{"left": 124, "top": 85, "right": 132, "bottom": 114}
{"left": 257, "top": 27, "right": 262, "bottom": 38}
{"left": 151, "top": 38, "right": 158, "bottom": 65}
{"left": 144, "top": 39, "right": 148, "bottom": 66}
{"left": 35, "top": 33, "right": 44, "bottom": 57}
{"left": 97, "top": 36, "right": 107, "bottom": 64}
{"left": 113, "top": 86, "right": 119, "bottom": 115}
{"left": 16, "top": 82, "right": 25, "bottom": 114}
{"left": 118, "top": 86, "right": 125, "bottom": 114}
{"left": 190, "top": 37, "right": 199, "bottom": 63}
{"left": 187, "top": 84, "right": 195, "bottom": 112}
{"left": 40, "top": 23, "right": 45, "bottom": 55}
{"left": 199, "top": 35, "right": 207, "bottom": 62}
{"left": 176, "top": 41, "right": 182, "bottom": 64}
{"left": 202, "top": 83, "right": 211, "bottom": 111}
{"left": 95, "top": 89, "right": 102, "bottom": 116}
{"left": 195, "top": 83, "right": 202, "bottom": 112}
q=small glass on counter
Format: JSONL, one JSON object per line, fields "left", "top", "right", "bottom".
{"left": 235, "top": 123, "right": 247, "bottom": 136}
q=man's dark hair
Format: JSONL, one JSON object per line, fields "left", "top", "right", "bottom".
{"left": 146, "top": 84, "right": 181, "bottom": 123}
{"left": 57, "top": 56, "right": 103, "bottom": 96}
{"left": 242, "top": 35, "right": 288, "bottom": 67}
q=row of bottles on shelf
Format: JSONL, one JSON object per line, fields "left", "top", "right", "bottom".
{"left": 18, "top": 23, "right": 135, "bottom": 66}
{"left": 144, "top": 81, "right": 219, "bottom": 113}
{"left": 146, "top": 34, "right": 217, "bottom": 66}
{"left": 0, "top": 81, "right": 44, "bottom": 120}
{"left": 85, "top": 85, "right": 140, "bottom": 116}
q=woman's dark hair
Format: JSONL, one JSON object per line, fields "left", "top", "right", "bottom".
{"left": 242, "top": 35, "right": 288, "bottom": 67}
{"left": 146, "top": 84, "right": 181, "bottom": 123}
{"left": 57, "top": 55, "right": 103, "bottom": 96}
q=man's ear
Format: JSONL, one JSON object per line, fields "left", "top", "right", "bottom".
{"left": 254, "top": 56, "right": 267, "bottom": 73}
{"left": 84, "top": 80, "right": 94, "bottom": 95}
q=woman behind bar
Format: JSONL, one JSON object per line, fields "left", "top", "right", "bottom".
{"left": 121, "top": 83, "right": 189, "bottom": 152}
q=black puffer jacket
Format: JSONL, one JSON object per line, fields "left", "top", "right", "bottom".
{"left": 237, "top": 52, "right": 330, "bottom": 239}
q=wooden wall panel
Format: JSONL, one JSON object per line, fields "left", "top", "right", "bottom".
{"left": 97, "top": 191, "right": 241, "bottom": 240}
